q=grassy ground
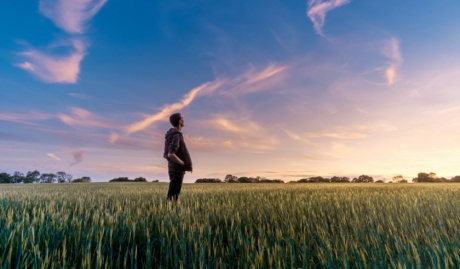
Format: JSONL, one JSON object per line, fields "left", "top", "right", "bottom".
{"left": 1, "top": 183, "right": 459, "bottom": 268}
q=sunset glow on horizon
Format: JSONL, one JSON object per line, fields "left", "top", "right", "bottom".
{"left": 2, "top": 1, "right": 460, "bottom": 182}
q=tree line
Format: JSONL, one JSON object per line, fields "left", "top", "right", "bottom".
{"left": 0, "top": 170, "right": 91, "bottom": 184}
{"left": 2, "top": 170, "right": 460, "bottom": 184}
{"left": 195, "top": 175, "right": 285, "bottom": 183}
{"left": 195, "top": 172, "right": 460, "bottom": 184}
{"left": 108, "top": 177, "right": 158, "bottom": 182}
{"left": 0, "top": 170, "right": 163, "bottom": 184}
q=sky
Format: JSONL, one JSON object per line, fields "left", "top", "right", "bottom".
{"left": 2, "top": 0, "right": 460, "bottom": 183}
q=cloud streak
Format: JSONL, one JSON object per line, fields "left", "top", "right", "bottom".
{"left": 307, "top": 0, "right": 351, "bottom": 36}
{"left": 209, "top": 116, "right": 262, "bottom": 134}
{"left": 58, "top": 107, "right": 115, "bottom": 129}
{"left": 16, "top": 0, "right": 107, "bottom": 83}
{"left": 381, "top": 37, "right": 403, "bottom": 85}
{"left": 0, "top": 111, "right": 54, "bottom": 124}
{"left": 124, "top": 80, "right": 224, "bottom": 135}
{"left": 47, "top": 153, "right": 61, "bottom": 161}
{"left": 114, "top": 63, "right": 287, "bottom": 140}
{"left": 70, "top": 150, "right": 84, "bottom": 165}
{"left": 39, "top": 0, "right": 108, "bottom": 34}
{"left": 16, "top": 39, "right": 86, "bottom": 83}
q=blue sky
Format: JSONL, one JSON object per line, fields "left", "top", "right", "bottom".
{"left": 2, "top": 0, "right": 460, "bottom": 182}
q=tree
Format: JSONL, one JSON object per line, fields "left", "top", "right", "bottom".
{"left": 352, "top": 175, "right": 374, "bottom": 183}
{"left": 133, "top": 177, "right": 147, "bottom": 182}
{"left": 237, "top": 177, "right": 253, "bottom": 183}
{"left": 258, "top": 179, "right": 284, "bottom": 183}
{"left": 0, "top": 173, "right": 12, "bottom": 184}
{"left": 40, "top": 173, "right": 56, "bottom": 183}
{"left": 452, "top": 176, "right": 460, "bottom": 182}
{"left": 195, "top": 178, "right": 222, "bottom": 183}
{"left": 25, "top": 170, "right": 40, "bottom": 184}
{"left": 308, "top": 176, "right": 330, "bottom": 183}
{"left": 392, "top": 175, "right": 404, "bottom": 183}
{"left": 109, "top": 177, "right": 131, "bottom": 182}
{"left": 330, "top": 176, "right": 350, "bottom": 183}
{"left": 56, "top": 171, "right": 73, "bottom": 183}
{"left": 224, "top": 174, "right": 238, "bottom": 183}
{"left": 413, "top": 172, "right": 437, "bottom": 182}
{"left": 11, "top": 171, "right": 25, "bottom": 184}
{"left": 73, "top": 177, "right": 91, "bottom": 183}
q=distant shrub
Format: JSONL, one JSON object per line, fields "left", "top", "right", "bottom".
{"left": 195, "top": 178, "right": 222, "bottom": 183}
{"left": 109, "top": 177, "right": 131, "bottom": 182}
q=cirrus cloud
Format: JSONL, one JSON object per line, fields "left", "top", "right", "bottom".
{"left": 39, "top": 0, "right": 108, "bottom": 34}
{"left": 307, "top": 0, "right": 351, "bottom": 36}
{"left": 381, "top": 37, "right": 403, "bottom": 85}
{"left": 47, "top": 153, "right": 61, "bottom": 161}
{"left": 111, "top": 63, "right": 287, "bottom": 141}
{"left": 16, "top": 39, "right": 87, "bottom": 84}
{"left": 15, "top": 0, "right": 107, "bottom": 83}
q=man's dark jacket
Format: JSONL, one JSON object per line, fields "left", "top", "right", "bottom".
{"left": 164, "top": 128, "right": 192, "bottom": 172}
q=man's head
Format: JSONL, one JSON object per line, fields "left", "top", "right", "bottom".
{"left": 169, "top": 113, "right": 184, "bottom": 128}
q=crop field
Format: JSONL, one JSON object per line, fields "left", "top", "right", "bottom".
{"left": 1, "top": 183, "right": 460, "bottom": 268}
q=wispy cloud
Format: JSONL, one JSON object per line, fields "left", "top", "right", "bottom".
{"left": 16, "top": 39, "right": 86, "bottom": 83}
{"left": 0, "top": 111, "right": 54, "bottom": 124}
{"left": 203, "top": 115, "right": 278, "bottom": 153}
{"left": 209, "top": 115, "right": 261, "bottom": 134}
{"left": 241, "top": 64, "right": 287, "bottom": 87}
{"left": 16, "top": 0, "right": 107, "bottom": 83}
{"left": 0, "top": 107, "right": 117, "bottom": 131}
{"left": 305, "top": 131, "right": 367, "bottom": 139}
{"left": 124, "top": 80, "right": 224, "bottom": 136}
{"left": 69, "top": 92, "right": 90, "bottom": 99}
{"left": 381, "top": 37, "right": 403, "bottom": 85}
{"left": 227, "top": 64, "right": 288, "bottom": 96}
{"left": 58, "top": 107, "right": 115, "bottom": 129}
{"left": 113, "top": 63, "right": 287, "bottom": 140}
{"left": 307, "top": 0, "right": 351, "bottom": 36}
{"left": 69, "top": 150, "right": 84, "bottom": 165}
{"left": 39, "top": 0, "right": 108, "bottom": 34}
{"left": 47, "top": 153, "right": 61, "bottom": 161}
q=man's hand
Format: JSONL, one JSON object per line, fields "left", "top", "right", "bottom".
{"left": 167, "top": 153, "right": 184, "bottom": 166}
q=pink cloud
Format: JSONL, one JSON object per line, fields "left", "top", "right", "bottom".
{"left": 307, "top": 0, "right": 351, "bottom": 36}
{"left": 121, "top": 80, "right": 224, "bottom": 136}
{"left": 381, "top": 37, "right": 403, "bottom": 85}
{"left": 116, "top": 63, "right": 287, "bottom": 139}
{"left": 70, "top": 150, "right": 84, "bottom": 166}
{"left": 115, "top": 63, "right": 287, "bottom": 141}
{"left": 208, "top": 115, "right": 262, "bottom": 134}
{"left": 227, "top": 63, "right": 288, "bottom": 96}
{"left": 39, "top": 0, "right": 107, "bottom": 34}
{"left": 47, "top": 153, "right": 61, "bottom": 161}
{"left": 16, "top": 39, "right": 86, "bottom": 84}
{"left": 58, "top": 107, "right": 116, "bottom": 129}
{"left": 0, "top": 111, "right": 54, "bottom": 124}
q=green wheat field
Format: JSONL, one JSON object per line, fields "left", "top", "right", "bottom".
{"left": 1, "top": 183, "right": 459, "bottom": 268}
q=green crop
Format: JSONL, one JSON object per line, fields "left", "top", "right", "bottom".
{"left": 1, "top": 183, "right": 460, "bottom": 268}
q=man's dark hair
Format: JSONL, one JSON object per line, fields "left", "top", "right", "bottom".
{"left": 169, "top": 113, "right": 182, "bottom": 127}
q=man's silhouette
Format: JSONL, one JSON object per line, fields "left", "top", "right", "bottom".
{"left": 164, "top": 113, "right": 192, "bottom": 202}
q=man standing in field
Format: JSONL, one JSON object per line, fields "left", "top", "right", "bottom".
{"left": 164, "top": 113, "right": 193, "bottom": 202}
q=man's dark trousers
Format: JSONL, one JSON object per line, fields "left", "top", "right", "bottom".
{"left": 167, "top": 170, "right": 185, "bottom": 201}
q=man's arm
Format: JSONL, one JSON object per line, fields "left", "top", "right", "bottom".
{"left": 167, "top": 133, "right": 184, "bottom": 165}
{"left": 167, "top": 153, "right": 184, "bottom": 166}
